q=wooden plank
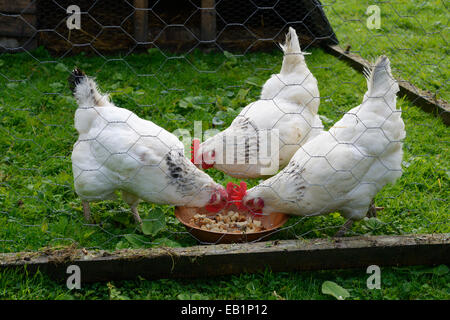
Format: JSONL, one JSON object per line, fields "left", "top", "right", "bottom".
{"left": 0, "top": 14, "right": 36, "bottom": 37}
{"left": 0, "top": 0, "right": 35, "bottom": 14}
{"left": 324, "top": 45, "right": 450, "bottom": 126}
{"left": 0, "top": 233, "right": 448, "bottom": 283}
{"left": 201, "top": 0, "right": 216, "bottom": 42}
{"left": 133, "top": 0, "right": 148, "bottom": 43}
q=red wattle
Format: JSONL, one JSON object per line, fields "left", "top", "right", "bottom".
{"left": 205, "top": 203, "right": 224, "bottom": 213}
{"left": 191, "top": 139, "right": 200, "bottom": 164}
{"left": 225, "top": 181, "right": 247, "bottom": 210}
{"left": 191, "top": 139, "right": 214, "bottom": 169}
{"left": 202, "top": 162, "right": 214, "bottom": 170}
{"left": 204, "top": 182, "right": 263, "bottom": 216}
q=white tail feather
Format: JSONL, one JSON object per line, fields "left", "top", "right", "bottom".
{"left": 279, "top": 27, "right": 307, "bottom": 74}
{"left": 72, "top": 72, "right": 109, "bottom": 107}
{"left": 365, "top": 55, "right": 399, "bottom": 99}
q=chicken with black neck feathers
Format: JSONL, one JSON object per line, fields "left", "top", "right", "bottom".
{"left": 243, "top": 56, "right": 405, "bottom": 236}
{"left": 69, "top": 68, "right": 227, "bottom": 224}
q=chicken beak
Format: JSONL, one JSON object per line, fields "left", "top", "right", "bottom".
{"left": 243, "top": 197, "right": 264, "bottom": 211}
{"left": 210, "top": 187, "right": 227, "bottom": 205}
{"left": 218, "top": 187, "right": 228, "bottom": 203}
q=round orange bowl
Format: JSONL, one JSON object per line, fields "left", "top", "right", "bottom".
{"left": 175, "top": 206, "right": 289, "bottom": 244}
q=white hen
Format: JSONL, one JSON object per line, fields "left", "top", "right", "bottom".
{"left": 69, "top": 69, "right": 227, "bottom": 223}
{"left": 243, "top": 56, "right": 405, "bottom": 235}
{"left": 194, "top": 27, "right": 323, "bottom": 178}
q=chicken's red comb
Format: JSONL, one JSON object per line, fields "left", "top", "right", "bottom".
{"left": 191, "top": 138, "right": 200, "bottom": 164}
{"left": 227, "top": 181, "right": 262, "bottom": 215}
{"left": 226, "top": 181, "right": 247, "bottom": 210}
{"left": 191, "top": 138, "right": 215, "bottom": 170}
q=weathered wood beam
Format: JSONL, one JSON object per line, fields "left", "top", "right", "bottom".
{"left": 1, "top": 233, "right": 448, "bottom": 283}
{"left": 133, "top": 0, "right": 148, "bottom": 43}
{"left": 0, "top": 0, "right": 36, "bottom": 14}
{"left": 201, "top": 0, "right": 216, "bottom": 42}
{"left": 324, "top": 44, "right": 449, "bottom": 126}
{"left": 0, "top": 14, "right": 36, "bottom": 37}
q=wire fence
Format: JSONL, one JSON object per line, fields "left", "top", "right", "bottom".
{"left": 0, "top": 0, "right": 448, "bottom": 255}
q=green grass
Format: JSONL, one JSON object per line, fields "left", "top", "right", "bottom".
{"left": 0, "top": 47, "right": 448, "bottom": 253}
{"left": 0, "top": 1, "right": 449, "bottom": 299}
{"left": 323, "top": 0, "right": 449, "bottom": 102}
{"left": 1, "top": 265, "right": 449, "bottom": 300}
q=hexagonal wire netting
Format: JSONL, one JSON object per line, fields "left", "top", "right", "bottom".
{"left": 0, "top": 0, "right": 448, "bottom": 254}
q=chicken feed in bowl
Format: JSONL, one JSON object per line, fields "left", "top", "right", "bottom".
{"left": 190, "top": 211, "right": 265, "bottom": 233}
{"left": 175, "top": 206, "right": 289, "bottom": 244}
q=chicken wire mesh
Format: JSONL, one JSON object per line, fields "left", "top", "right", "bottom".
{"left": 0, "top": 0, "right": 448, "bottom": 254}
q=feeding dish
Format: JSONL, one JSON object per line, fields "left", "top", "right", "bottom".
{"left": 175, "top": 206, "right": 289, "bottom": 244}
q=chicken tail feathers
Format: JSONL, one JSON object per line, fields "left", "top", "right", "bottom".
{"left": 68, "top": 67, "right": 86, "bottom": 92}
{"left": 279, "top": 27, "right": 308, "bottom": 74}
{"left": 68, "top": 67, "right": 108, "bottom": 107}
{"left": 364, "top": 55, "right": 399, "bottom": 100}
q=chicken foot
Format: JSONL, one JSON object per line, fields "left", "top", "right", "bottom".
{"left": 334, "top": 219, "right": 353, "bottom": 237}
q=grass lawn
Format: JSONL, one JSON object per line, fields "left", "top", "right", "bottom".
{"left": 0, "top": 2, "right": 448, "bottom": 300}
{"left": 1, "top": 265, "right": 449, "bottom": 300}
{"left": 323, "top": 0, "right": 449, "bottom": 102}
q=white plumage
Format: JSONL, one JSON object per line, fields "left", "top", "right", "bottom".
{"left": 70, "top": 69, "right": 227, "bottom": 223}
{"left": 195, "top": 27, "right": 323, "bottom": 178}
{"left": 243, "top": 56, "right": 405, "bottom": 234}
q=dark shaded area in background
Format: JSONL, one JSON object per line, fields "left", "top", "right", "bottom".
{"left": 34, "top": 0, "right": 337, "bottom": 55}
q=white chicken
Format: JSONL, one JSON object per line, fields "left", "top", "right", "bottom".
{"left": 243, "top": 56, "right": 405, "bottom": 236}
{"left": 69, "top": 68, "right": 227, "bottom": 224}
{"left": 193, "top": 27, "right": 323, "bottom": 178}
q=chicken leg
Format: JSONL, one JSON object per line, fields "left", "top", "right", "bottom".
{"left": 334, "top": 199, "right": 385, "bottom": 237}
{"left": 82, "top": 200, "right": 91, "bottom": 222}
{"left": 367, "top": 199, "right": 384, "bottom": 218}
{"left": 130, "top": 203, "right": 142, "bottom": 225}
{"left": 122, "top": 191, "right": 142, "bottom": 225}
